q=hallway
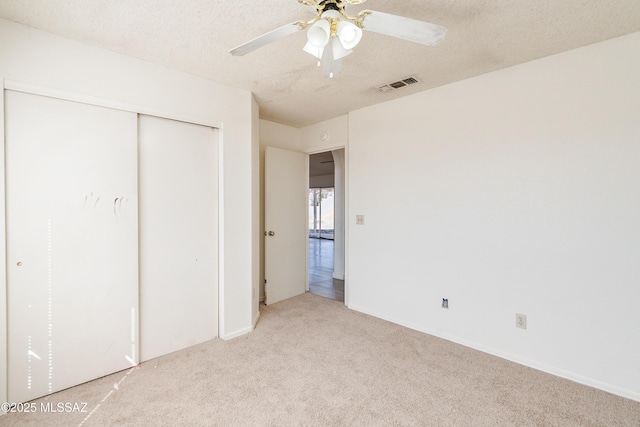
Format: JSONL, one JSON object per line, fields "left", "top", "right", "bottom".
{"left": 308, "top": 238, "right": 344, "bottom": 302}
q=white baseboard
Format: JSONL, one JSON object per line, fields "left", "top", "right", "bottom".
{"left": 347, "top": 304, "right": 640, "bottom": 403}
{"left": 219, "top": 325, "right": 254, "bottom": 340}
{"left": 219, "top": 311, "right": 261, "bottom": 341}
{"left": 332, "top": 272, "right": 345, "bottom": 280}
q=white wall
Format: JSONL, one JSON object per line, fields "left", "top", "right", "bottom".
{"left": 301, "top": 115, "right": 349, "bottom": 154}
{"left": 347, "top": 32, "right": 640, "bottom": 401}
{"left": 0, "top": 18, "right": 256, "bottom": 405}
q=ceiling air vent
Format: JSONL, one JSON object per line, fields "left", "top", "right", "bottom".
{"left": 376, "top": 75, "right": 422, "bottom": 93}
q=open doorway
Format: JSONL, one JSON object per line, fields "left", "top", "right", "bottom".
{"left": 308, "top": 150, "right": 345, "bottom": 302}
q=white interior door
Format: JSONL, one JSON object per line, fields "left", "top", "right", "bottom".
{"left": 5, "top": 90, "right": 139, "bottom": 403}
{"left": 264, "top": 146, "right": 308, "bottom": 305}
{"left": 138, "top": 115, "right": 218, "bottom": 361}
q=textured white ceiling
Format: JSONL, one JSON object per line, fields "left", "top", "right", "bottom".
{"left": 1, "top": 0, "right": 640, "bottom": 127}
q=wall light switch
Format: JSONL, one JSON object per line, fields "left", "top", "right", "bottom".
{"left": 355, "top": 215, "right": 365, "bottom": 225}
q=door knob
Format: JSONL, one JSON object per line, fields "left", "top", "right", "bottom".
{"left": 268, "top": 231, "right": 275, "bottom": 236}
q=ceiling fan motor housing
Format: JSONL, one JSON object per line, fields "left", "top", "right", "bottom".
{"left": 319, "top": 1, "right": 341, "bottom": 13}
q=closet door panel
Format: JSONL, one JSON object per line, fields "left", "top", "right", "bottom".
{"left": 138, "top": 115, "right": 218, "bottom": 361}
{"left": 5, "top": 90, "right": 138, "bottom": 402}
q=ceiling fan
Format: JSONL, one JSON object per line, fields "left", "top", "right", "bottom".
{"left": 229, "top": 0, "right": 447, "bottom": 78}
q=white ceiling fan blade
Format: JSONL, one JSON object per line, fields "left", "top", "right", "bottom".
{"left": 229, "top": 22, "right": 302, "bottom": 56}
{"left": 361, "top": 11, "right": 447, "bottom": 47}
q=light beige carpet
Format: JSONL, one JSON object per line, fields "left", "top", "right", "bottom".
{"left": 2, "top": 292, "right": 639, "bottom": 426}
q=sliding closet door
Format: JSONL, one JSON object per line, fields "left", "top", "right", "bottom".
{"left": 138, "top": 115, "right": 218, "bottom": 361}
{"left": 5, "top": 91, "right": 139, "bottom": 403}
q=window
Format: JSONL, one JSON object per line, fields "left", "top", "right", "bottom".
{"left": 309, "top": 187, "right": 334, "bottom": 239}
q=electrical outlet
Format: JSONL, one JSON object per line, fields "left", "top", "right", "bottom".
{"left": 516, "top": 313, "right": 527, "bottom": 329}
{"left": 442, "top": 298, "right": 449, "bottom": 309}
{"left": 355, "top": 215, "right": 365, "bottom": 225}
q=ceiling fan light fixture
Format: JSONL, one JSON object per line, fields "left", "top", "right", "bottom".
{"left": 303, "top": 41, "right": 324, "bottom": 60}
{"left": 331, "top": 37, "right": 352, "bottom": 60}
{"left": 321, "top": 43, "right": 342, "bottom": 79}
{"left": 321, "top": 10, "right": 341, "bottom": 20}
{"left": 307, "top": 19, "right": 331, "bottom": 48}
{"left": 337, "top": 21, "right": 362, "bottom": 49}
